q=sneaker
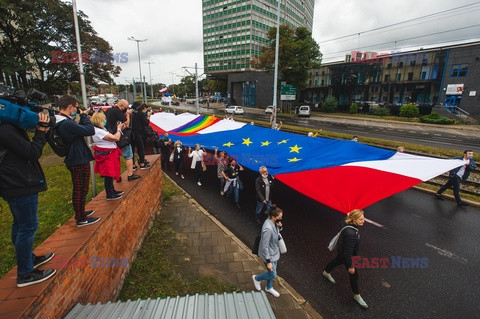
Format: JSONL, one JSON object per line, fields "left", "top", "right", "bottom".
{"left": 128, "top": 174, "right": 141, "bottom": 181}
{"left": 235, "top": 203, "right": 241, "bottom": 208}
{"left": 17, "top": 269, "right": 56, "bottom": 288}
{"left": 458, "top": 202, "right": 469, "bottom": 207}
{"left": 76, "top": 217, "right": 101, "bottom": 227}
{"left": 140, "top": 163, "right": 151, "bottom": 170}
{"left": 85, "top": 210, "right": 95, "bottom": 217}
{"left": 435, "top": 193, "right": 444, "bottom": 200}
{"left": 220, "top": 191, "right": 224, "bottom": 196}
{"left": 322, "top": 271, "right": 336, "bottom": 284}
{"left": 265, "top": 287, "right": 280, "bottom": 297}
{"left": 252, "top": 275, "right": 261, "bottom": 291}
{"left": 354, "top": 295, "right": 368, "bottom": 308}
{"left": 197, "top": 182, "right": 202, "bottom": 186}
{"left": 175, "top": 172, "right": 179, "bottom": 176}
{"left": 33, "top": 253, "right": 54, "bottom": 269}
{"left": 114, "top": 190, "right": 125, "bottom": 196}
{"left": 107, "top": 194, "right": 123, "bottom": 200}
{"left": 133, "top": 165, "right": 138, "bottom": 171}
{"left": 181, "top": 175, "right": 185, "bottom": 179}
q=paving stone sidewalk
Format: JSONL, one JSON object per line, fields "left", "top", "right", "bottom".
{"left": 160, "top": 176, "right": 323, "bottom": 319}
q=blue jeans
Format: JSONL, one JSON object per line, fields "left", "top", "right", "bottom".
{"left": 255, "top": 261, "right": 277, "bottom": 289}
{"left": 4, "top": 194, "right": 39, "bottom": 276}
{"left": 255, "top": 200, "right": 271, "bottom": 220}
{"left": 226, "top": 184, "right": 240, "bottom": 204}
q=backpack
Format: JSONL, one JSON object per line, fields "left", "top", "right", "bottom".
{"left": 47, "top": 121, "right": 71, "bottom": 157}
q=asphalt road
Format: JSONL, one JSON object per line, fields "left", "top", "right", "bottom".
{"left": 163, "top": 161, "right": 480, "bottom": 319}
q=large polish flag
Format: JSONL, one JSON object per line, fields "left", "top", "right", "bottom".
{"left": 150, "top": 113, "right": 464, "bottom": 213}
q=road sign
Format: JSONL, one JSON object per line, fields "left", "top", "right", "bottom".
{"left": 280, "top": 84, "right": 296, "bottom": 100}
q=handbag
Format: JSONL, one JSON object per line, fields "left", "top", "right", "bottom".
{"left": 252, "top": 235, "right": 261, "bottom": 255}
{"left": 202, "top": 161, "right": 207, "bottom": 171}
{"left": 117, "top": 127, "right": 132, "bottom": 149}
{"left": 327, "top": 226, "right": 357, "bottom": 251}
{"left": 169, "top": 152, "right": 174, "bottom": 162}
{"left": 278, "top": 234, "right": 287, "bottom": 254}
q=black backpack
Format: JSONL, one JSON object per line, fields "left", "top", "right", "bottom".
{"left": 47, "top": 120, "right": 70, "bottom": 157}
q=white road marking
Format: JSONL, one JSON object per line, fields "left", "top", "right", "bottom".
{"left": 364, "top": 218, "right": 384, "bottom": 228}
{"left": 425, "top": 243, "right": 468, "bottom": 264}
{"left": 433, "top": 133, "right": 442, "bottom": 136}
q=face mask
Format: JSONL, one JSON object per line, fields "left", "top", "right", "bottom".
{"left": 103, "top": 121, "right": 107, "bottom": 127}
{"left": 70, "top": 111, "right": 77, "bottom": 117}
{"left": 262, "top": 173, "right": 268, "bottom": 178}
{"left": 195, "top": 147, "right": 200, "bottom": 150}
{"left": 467, "top": 154, "right": 473, "bottom": 159}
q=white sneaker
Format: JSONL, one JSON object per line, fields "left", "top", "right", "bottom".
{"left": 322, "top": 271, "right": 336, "bottom": 284}
{"left": 265, "top": 287, "right": 280, "bottom": 297}
{"left": 354, "top": 295, "right": 368, "bottom": 308}
{"left": 197, "top": 182, "right": 202, "bottom": 186}
{"left": 252, "top": 275, "right": 261, "bottom": 291}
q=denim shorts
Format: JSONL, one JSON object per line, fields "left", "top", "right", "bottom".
{"left": 121, "top": 144, "right": 133, "bottom": 160}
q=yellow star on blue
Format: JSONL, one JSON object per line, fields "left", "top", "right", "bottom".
{"left": 261, "top": 140, "right": 271, "bottom": 147}
{"left": 242, "top": 137, "right": 253, "bottom": 146}
{"left": 277, "top": 139, "right": 289, "bottom": 145}
{"left": 289, "top": 145, "right": 303, "bottom": 153}
{"left": 288, "top": 157, "right": 302, "bottom": 163}
{"left": 223, "top": 142, "right": 234, "bottom": 147}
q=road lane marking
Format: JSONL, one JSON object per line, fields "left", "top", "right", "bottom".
{"left": 364, "top": 218, "right": 384, "bottom": 228}
{"left": 425, "top": 243, "right": 468, "bottom": 264}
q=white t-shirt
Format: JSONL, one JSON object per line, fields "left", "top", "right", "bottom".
{"left": 93, "top": 127, "right": 117, "bottom": 149}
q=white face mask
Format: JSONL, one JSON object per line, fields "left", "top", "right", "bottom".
{"left": 262, "top": 173, "right": 268, "bottom": 178}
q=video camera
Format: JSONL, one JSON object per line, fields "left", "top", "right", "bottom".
{"left": 0, "top": 84, "right": 56, "bottom": 130}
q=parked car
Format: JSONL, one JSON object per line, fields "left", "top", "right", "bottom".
{"left": 225, "top": 105, "right": 244, "bottom": 115}
{"left": 297, "top": 105, "right": 311, "bottom": 117}
{"left": 265, "top": 105, "right": 278, "bottom": 114}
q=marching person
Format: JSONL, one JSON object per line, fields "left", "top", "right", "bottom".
{"left": 91, "top": 112, "right": 124, "bottom": 200}
{"left": 173, "top": 140, "right": 186, "bottom": 179}
{"left": 160, "top": 132, "right": 172, "bottom": 171}
{"left": 188, "top": 144, "right": 206, "bottom": 186}
{"left": 214, "top": 149, "right": 228, "bottom": 195}
{"left": 322, "top": 209, "right": 368, "bottom": 308}
{"left": 56, "top": 95, "right": 100, "bottom": 227}
{"left": 436, "top": 150, "right": 476, "bottom": 206}
{"left": 222, "top": 158, "right": 244, "bottom": 208}
{"left": 0, "top": 113, "right": 57, "bottom": 287}
{"left": 255, "top": 166, "right": 274, "bottom": 224}
{"left": 252, "top": 205, "right": 284, "bottom": 297}
{"left": 131, "top": 104, "right": 152, "bottom": 169}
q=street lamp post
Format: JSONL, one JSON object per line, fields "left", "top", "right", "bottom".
{"left": 145, "top": 62, "right": 154, "bottom": 101}
{"left": 127, "top": 36, "right": 148, "bottom": 104}
{"left": 272, "top": 0, "right": 282, "bottom": 128}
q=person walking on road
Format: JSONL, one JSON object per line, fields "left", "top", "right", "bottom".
{"left": 222, "top": 158, "right": 244, "bottom": 208}
{"left": 173, "top": 141, "right": 186, "bottom": 179}
{"left": 436, "top": 150, "right": 476, "bottom": 206}
{"left": 214, "top": 149, "right": 228, "bottom": 195}
{"left": 252, "top": 205, "right": 283, "bottom": 298}
{"left": 322, "top": 209, "right": 368, "bottom": 308}
{"left": 188, "top": 144, "right": 206, "bottom": 186}
{"left": 255, "top": 166, "right": 274, "bottom": 223}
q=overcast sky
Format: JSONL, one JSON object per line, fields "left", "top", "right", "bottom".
{"left": 76, "top": 0, "right": 480, "bottom": 85}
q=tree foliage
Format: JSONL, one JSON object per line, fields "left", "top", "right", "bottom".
{"left": 251, "top": 25, "right": 321, "bottom": 95}
{"left": 0, "top": 0, "right": 121, "bottom": 95}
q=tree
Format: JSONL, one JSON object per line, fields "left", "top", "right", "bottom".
{"left": 252, "top": 25, "right": 322, "bottom": 97}
{"left": 0, "top": 0, "right": 121, "bottom": 96}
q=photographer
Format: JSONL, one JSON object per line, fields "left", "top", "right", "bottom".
{"left": 0, "top": 112, "right": 56, "bottom": 287}
{"left": 131, "top": 104, "right": 152, "bottom": 169}
{"left": 55, "top": 95, "right": 99, "bottom": 227}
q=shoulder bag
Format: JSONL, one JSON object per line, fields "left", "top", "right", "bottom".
{"left": 327, "top": 226, "right": 357, "bottom": 251}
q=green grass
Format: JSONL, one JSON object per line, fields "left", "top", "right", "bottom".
{"left": 118, "top": 174, "right": 237, "bottom": 300}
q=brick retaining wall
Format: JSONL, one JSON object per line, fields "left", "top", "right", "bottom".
{"left": 0, "top": 155, "right": 162, "bottom": 319}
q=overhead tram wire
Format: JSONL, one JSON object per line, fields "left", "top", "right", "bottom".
{"left": 317, "top": 1, "right": 480, "bottom": 44}
{"left": 319, "top": 7, "right": 480, "bottom": 47}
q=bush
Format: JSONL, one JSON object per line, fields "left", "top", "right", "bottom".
{"left": 321, "top": 96, "right": 338, "bottom": 112}
{"left": 399, "top": 103, "right": 419, "bottom": 118}
{"left": 373, "top": 107, "right": 389, "bottom": 116}
{"left": 349, "top": 103, "right": 358, "bottom": 114}
{"left": 419, "top": 112, "right": 455, "bottom": 124}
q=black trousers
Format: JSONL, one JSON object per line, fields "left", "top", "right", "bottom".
{"left": 437, "top": 176, "right": 462, "bottom": 204}
{"left": 104, "top": 176, "right": 115, "bottom": 197}
{"left": 174, "top": 159, "right": 184, "bottom": 175}
{"left": 194, "top": 161, "right": 203, "bottom": 183}
{"left": 325, "top": 255, "right": 360, "bottom": 294}
{"left": 134, "top": 133, "right": 146, "bottom": 164}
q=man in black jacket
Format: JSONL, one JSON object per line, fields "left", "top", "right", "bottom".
{"left": 56, "top": 95, "right": 99, "bottom": 227}
{"left": 0, "top": 113, "right": 56, "bottom": 287}
{"left": 254, "top": 166, "right": 274, "bottom": 223}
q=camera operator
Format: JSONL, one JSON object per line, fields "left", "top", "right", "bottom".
{"left": 55, "top": 95, "right": 99, "bottom": 227}
{"left": 0, "top": 112, "right": 57, "bottom": 287}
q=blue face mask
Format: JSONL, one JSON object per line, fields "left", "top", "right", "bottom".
{"left": 103, "top": 121, "right": 107, "bottom": 127}
{"left": 70, "top": 111, "right": 77, "bottom": 117}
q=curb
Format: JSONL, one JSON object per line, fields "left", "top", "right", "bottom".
{"left": 412, "top": 185, "right": 480, "bottom": 207}
{"left": 163, "top": 173, "right": 324, "bottom": 319}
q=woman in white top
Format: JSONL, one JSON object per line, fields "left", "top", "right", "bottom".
{"left": 91, "top": 112, "right": 124, "bottom": 200}
{"left": 188, "top": 143, "right": 206, "bottom": 186}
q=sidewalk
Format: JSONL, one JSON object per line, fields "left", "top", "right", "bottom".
{"left": 160, "top": 174, "right": 322, "bottom": 319}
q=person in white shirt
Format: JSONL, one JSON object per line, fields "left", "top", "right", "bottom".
{"left": 91, "top": 112, "right": 125, "bottom": 200}
{"left": 188, "top": 144, "right": 206, "bottom": 186}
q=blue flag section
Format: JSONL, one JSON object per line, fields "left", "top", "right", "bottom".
{"left": 170, "top": 125, "right": 395, "bottom": 175}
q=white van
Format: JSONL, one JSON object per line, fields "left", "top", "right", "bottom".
{"left": 298, "top": 105, "right": 311, "bottom": 117}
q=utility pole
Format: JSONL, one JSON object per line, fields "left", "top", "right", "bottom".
{"left": 183, "top": 64, "right": 204, "bottom": 115}
{"left": 143, "top": 75, "right": 147, "bottom": 104}
{"left": 133, "top": 78, "right": 136, "bottom": 100}
{"left": 127, "top": 36, "right": 148, "bottom": 104}
{"left": 72, "top": 0, "right": 96, "bottom": 196}
{"left": 145, "top": 62, "right": 154, "bottom": 101}
{"left": 271, "top": 0, "right": 282, "bottom": 129}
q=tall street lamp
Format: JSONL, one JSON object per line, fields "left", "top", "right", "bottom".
{"left": 145, "top": 62, "right": 154, "bottom": 101}
{"left": 127, "top": 36, "right": 148, "bottom": 104}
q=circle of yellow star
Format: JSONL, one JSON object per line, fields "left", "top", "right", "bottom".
{"left": 277, "top": 139, "right": 288, "bottom": 145}
{"left": 242, "top": 138, "right": 253, "bottom": 146}
{"left": 288, "top": 157, "right": 302, "bottom": 162}
{"left": 261, "top": 141, "right": 271, "bottom": 147}
{"left": 289, "top": 144, "right": 303, "bottom": 153}
{"left": 223, "top": 142, "right": 234, "bottom": 147}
